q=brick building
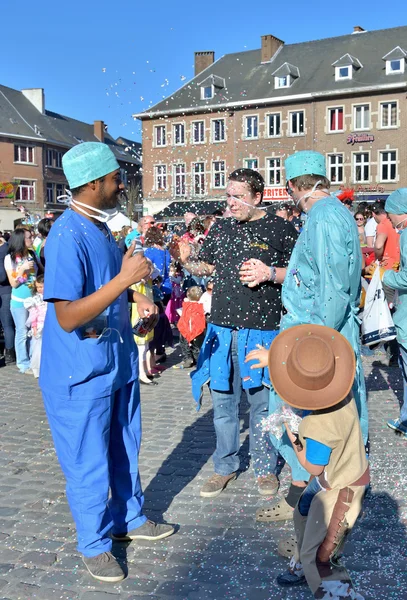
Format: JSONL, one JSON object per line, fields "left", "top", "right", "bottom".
{"left": 0, "top": 85, "right": 141, "bottom": 230}
{"left": 133, "top": 25, "right": 407, "bottom": 219}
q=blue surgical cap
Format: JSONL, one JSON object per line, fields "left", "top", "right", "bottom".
{"left": 63, "top": 142, "right": 120, "bottom": 189}
{"left": 385, "top": 188, "right": 407, "bottom": 216}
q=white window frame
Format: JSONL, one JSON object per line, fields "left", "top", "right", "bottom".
{"left": 380, "top": 101, "right": 398, "bottom": 129}
{"left": 274, "top": 75, "right": 291, "bottom": 89}
{"left": 327, "top": 106, "right": 345, "bottom": 133}
{"left": 172, "top": 122, "right": 185, "bottom": 146}
{"left": 173, "top": 163, "right": 186, "bottom": 197}
{"left": 266, "top": 112, "right": 281, "bottom": 138}
{"left": 211, "top": 118, "right": 226, "bottom": 143}
{"left": 353, "top": 152, "right": 370, "bottom": 183}
{"left": 386, "top": 59, "right": 405, "bottom": 75}
{"left": 289, "top": 110, "right": 305, "bottom": 136}
{"left": 244, "top": 115, "right": 259, "bottom": 140}
{"left": 244, "top": 158, "right": 258, "bottom": 170}
{"left": 212, "top": 160, "right": 226, "bottom": 189}
{"left": 46, "top": 148, "right": 53, "bottom": 167}
{"left": 56, "top": 183, "right": 65, "bottom": 201}
{"left": 335, "top": 65, "right": 352, "bottom": 81}
{"left": 379, "top": 150, "right": 397, "bottom": 183}
{"left": 327, "top": 153, "right": 344, "bottom": 184}
{"left": 192, "top": 120, "right": 205, "bottom": 144}
{"left": 46, "top": 182, "right": 54, "bottom": 203}
{"left": 154, "top": 164, "right": 167, "bottom": 191}
{"left": 192, "top": 162, "right": 205, "bottom": 196}
{"left": 201, "top": 85, "right": 214, "bottom": 100}
{"left": 14, "top": 145, "right": 35, "bottom": 164}
{"left": 154, "top": 124, "right": 166, "bottom": 147}
{"left": 54, "top": 150, "right": 63, "bottom": 169}
{"left": 353, "top": 104, "right": 370, "bottom": 131}
{"left": 15, "top": 179, "right": 35, "bottom": 202}
{"left": 266, "top": 157, "right": 282, "bottom": 186}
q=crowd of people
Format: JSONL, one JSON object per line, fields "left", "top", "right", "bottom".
{"left": 1, "top": 140, "right": 407, "bottom": 600}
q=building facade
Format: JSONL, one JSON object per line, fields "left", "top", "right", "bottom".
{"left": 134, "top": 26, "right": 407, "bottom": 218}
{"left": 0, "top": 86, "right": 141, "bottom": 230}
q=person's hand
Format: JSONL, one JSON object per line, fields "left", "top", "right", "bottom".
{"left": 20, "top": 259, "right": 34, "bottom": 273}
{"left": 136, "top": 296, "right": 159, "bottom": 330}
{"left": 120, "top": 241, "right": 151, "bottom": 287}
{"left": 239, "top": 259, "right": 272, "bottom": 288}
{"left": 169, "top": 238, "right": 191, "bottom": 264}
{"left": 245, "top": 344, "right": 269, "bottom": 369}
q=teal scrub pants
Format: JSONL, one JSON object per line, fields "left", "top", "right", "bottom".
{"left": 42, "top": 379, "right": 147, "bottom": 557}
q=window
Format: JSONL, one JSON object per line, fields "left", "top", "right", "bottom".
{"left": 174, "top": 164, "right": 186, "bottom": 196}
{"left": 14, "top": 145, "right": 35, "bottom": 164}
{"left": 15, "top": 180, "right": 35, "bottom": 202}
{"left": 266, "top": 158, "right": 282, "bottom": 185}
{"left": 244, "top": 158, "right": 258, "bottom": 170}
{"left": 154, "top": 165, "right": 167, "bottom": 191}
{"left": 46, "top": 148, "right": 53, "bottom": 167}
{"left": 289, "top": 111, "right": 304, "bottom": 135}
{"left": 213, "top": 161, "right": 225, "bottom": 188}
{"left": 212, "top": 118, "right": 225, "bottom": 142}
{"left": 275, "top": 75, "right": 291, "bottom": 88}
{"left": 245, "top": 116, "right": 258, "bottom": 139}
{"left": 193, "top": 162, "right": 205, "bottom": 196}
{"left": 267, "top": 113, "right": 281, "bottom": 137}
{"left": 201, "top": 85, "right": 213, "bottom": 99}
{"left": 119, "top": 168, "right": 128, "bottom": 187}
{"left": 54, "top": 151, "right": 63, "bottom": 169}
{"left": 328, "top": 154, "right": 344, "bottom": 184}
{"left": 380, "top": 151, "right": 397, "bottom": 182}
{"left": 353, "top": 153, "right": 370, "bottom": 183}
{"left": 154, "top": 125, "right": 166, "bottom": 147}
{"left": 192, "top": 121, "right": 205, "bottom": 144}
{"left": 56, "top": 184, "right": 65, "bottom": 200}
{"left": 354, "top": 105, "right": 370, "bottom": 130}
{"left": 46, "top": 182, "right": 54, "bottom": 203}
{"left": 335, "top": 66, "right": 351, "bottom": 80}
{"left": 173, "top": 123, "right": 185, "bottom": 145}
{"left": 380, "top": 102, "right": 397, "bottom": 128}
{"left": 328, "top": 107, "right": 344, "bottom": 132}
{"left": 386, "top": 59, "right": 404, "bottom": 74}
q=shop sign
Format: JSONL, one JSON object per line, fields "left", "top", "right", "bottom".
{"left": 263, "top": 187, "right": 289, "bottom": 201}
{"left": 346, "top": 133, "right": 375, "bottom": 145}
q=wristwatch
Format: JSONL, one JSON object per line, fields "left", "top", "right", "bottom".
{"left": 269, "top": 266, "right": 277, "bottom": 282}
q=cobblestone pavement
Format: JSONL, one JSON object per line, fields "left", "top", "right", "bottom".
{"left": 0, "top": 345, "right": 406, "bottom": 600}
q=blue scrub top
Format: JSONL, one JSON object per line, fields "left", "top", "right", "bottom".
{"left": 39, "top": 209, "right": 138, "bottom": 399}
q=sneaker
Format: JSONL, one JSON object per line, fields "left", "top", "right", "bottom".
{"left": 257, "top": 474, "right": 279, "bottom": 496}
{"left": 112, "top": 519, "right": 174, "bottom": 542}
{"left": 23, "top": 368, "right": 34, "bottom": 375}
{"left": 276, "top": 571, "right": 306, "bottom": 587}
{"left": 4, "top": 349, "right": 16, "bottom": 365}
{"left": 200, "top": 472, "right": 237, "bottom": 498}
{"left": 82, "top": 551, "right": 125, "bottom": 582}
{"left": 387, "top": 418, "right": 407, "bottom": 437}
{"left": 255, "top": 497, "right": 294, "bottom": 522}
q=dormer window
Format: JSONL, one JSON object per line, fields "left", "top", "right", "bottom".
{"left": 201, "top": 85, "right": 214, "bottom": 100}
{"left": 272, "top": 63, "right": 299, "bottom": 90}
{"left": 199, "top": 74, "right": 225, "bottom": 101}
{"left": 383, "top": 47, "right": 406, "bottom": 75}
{"left": 332, "top": 54, "right": 362, "bottom": 81}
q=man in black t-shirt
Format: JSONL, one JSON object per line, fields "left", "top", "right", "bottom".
{"left": 172, "top": 169, "right": 297, "bottom": 499}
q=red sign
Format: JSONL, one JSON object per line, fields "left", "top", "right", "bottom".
{"left": 263, "top": 187, "right": 289, "bottom": 201}
{"left": 346, "top": 133, "right": 375, "bottom": 145}
{"left": 45, "top": 212, "right": 54, "bottom": 218}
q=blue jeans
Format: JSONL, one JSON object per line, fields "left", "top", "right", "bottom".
{"left": 211, "top": 330, "right": 278, "bottom": 477}
{"left": 0, "top": 291, "right": 15, "bottom": 349}
{"left": 298, "top": 477, "right": 323, "bottom": 516}
{"left": 10, "top": 304, "right": 30, "bottom": 372}
{"left": 398, "top": 345, "right": 407, "bottom": 424}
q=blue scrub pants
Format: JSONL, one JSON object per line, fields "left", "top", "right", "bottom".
{"left": 42, "top": 380, "right": 147, "bottom": 557}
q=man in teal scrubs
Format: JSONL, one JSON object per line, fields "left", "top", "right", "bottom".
{"left": 40, "top": 142, "right": 174, "bottom": 583}
{"left": 247, "top": 151, "right": 368, "bottom": 524}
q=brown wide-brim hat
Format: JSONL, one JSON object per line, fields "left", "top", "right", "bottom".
{"left": 268, "top": 324, "right": 356, "bottom": 410}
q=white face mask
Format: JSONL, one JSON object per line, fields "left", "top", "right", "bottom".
{"left": 395, "top": 217, "right": 407, "bottom": 235}
{"left": 289, "top": 180, "right": 330, "bottom": 209}
{"left": 57, "top": 190, "right": 118, "bottom": 223}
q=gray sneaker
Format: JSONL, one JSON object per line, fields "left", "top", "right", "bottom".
{"left": 200, "top": 472, "right": 237, "bottom": 498}
{"left": 83, "top": 551, "right": 125, "bottom": 582}
{"left": 111, "top": 519, "right": 174, "bottom": 541}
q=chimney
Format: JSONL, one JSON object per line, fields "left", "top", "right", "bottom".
{"left": 21, "top": 88, "right": 45, "bottom": 113}
{"left": 194, "top": 51, "right": 215, "bottom": 77}
{"left": 261, "top": 35, "right": 284, "bottom": 63}
{"left": 353, "top": 25, "right": 365, "bottom": 33}
{"left": 94, "top": 120, "right": 105, "bottom": 142}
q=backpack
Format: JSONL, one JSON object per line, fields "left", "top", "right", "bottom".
{"left": 177, "top": 302, "right": 206, "bottom": 343}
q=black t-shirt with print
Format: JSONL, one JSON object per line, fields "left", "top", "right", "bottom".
{"left": 199, "top": 213, "right": 297, "bottom": 330}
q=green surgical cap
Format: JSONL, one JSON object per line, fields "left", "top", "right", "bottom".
{"left": 285, "top": 151, "right": 326, "bottom": 182}
{"left": 385, "top": 188, "right": 407, "bottom": 216}
{"left": 62, "top": 142, "right": 120, "bottom": 189}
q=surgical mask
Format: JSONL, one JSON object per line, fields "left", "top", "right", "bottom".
{"left": 288, "top": 180, "right": 329, "bottom": 209}
{"left": 395, "top": 217, "right": 407, "bottom": 235}
{"left": 57, "top": 190, "right": 118, "bottom": 223}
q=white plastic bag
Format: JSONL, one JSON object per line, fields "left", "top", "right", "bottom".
{"left": 361, "top": 267, "right": 396, "bottom": 346}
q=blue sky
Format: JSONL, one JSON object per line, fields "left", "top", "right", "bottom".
{"left": 2, "top": 0, "right": 407, "bottom": 143}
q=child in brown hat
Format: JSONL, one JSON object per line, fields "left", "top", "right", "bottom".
{"left": 269, "top": 324, "right": 368, "bottom": 600}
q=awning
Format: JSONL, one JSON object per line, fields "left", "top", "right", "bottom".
{"left": 154, "top": 200, "right": 227, "bottom": 220}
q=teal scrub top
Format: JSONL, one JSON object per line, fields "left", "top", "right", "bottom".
{"left": 40, "top": 209, "right": 138, "bottom": 399}
{"left": 383, "top": 228, "right": 407, "bottom": 349}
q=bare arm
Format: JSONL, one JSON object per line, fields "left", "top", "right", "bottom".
{"left": 374, "top": 232, "right": 387, "bottom": 261}
{"left": 366, "top": 235, "right": 375, "bottom": 247}
{"left": 182, "top": 259, "right": 215, "bottom": 277}
{"left": 5, "top": 259, "right": 34, "bottom": 289}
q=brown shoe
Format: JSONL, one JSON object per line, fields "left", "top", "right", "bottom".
{"left": 257, "top": 474, "right": 279, "bottom": 496}
{"left": 255, "top": 497, "right": 294, "bottom": 522}
{"left": 200, "top": 472, "right": 237, "bottom": 498}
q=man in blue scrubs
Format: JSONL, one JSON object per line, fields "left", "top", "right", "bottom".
{"left": 40, "top": 142, "right": 174, "bottom": 583}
